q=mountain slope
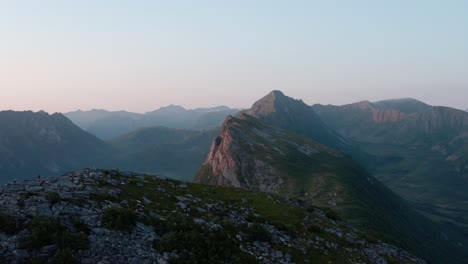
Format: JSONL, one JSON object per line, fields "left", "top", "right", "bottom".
{"left": 0, "top": 111, "right": 109, "bottom": 184}
{"left": 313, "top": 102, "right": 468, "bottom": 227}
{"left": 196, "top": 114, "right": 467, "bottom": 263}
{"left": 108, "top": 126, "right": 218, "bottom": 181}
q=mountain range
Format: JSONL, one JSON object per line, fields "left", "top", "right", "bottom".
{"left": 1, "top": 91, "right": 468, "bottom": 263}
{"left": 65, "top": 105, "right": 238, "bottom": 140}
{"left": 0, "top": 111, "right": 217, "bottom": 184}
{"left": 196, "top": 92, "right": 468, "bottom": 263}
{"left": 313, "top": 99, "right": 468, "bottom": 228}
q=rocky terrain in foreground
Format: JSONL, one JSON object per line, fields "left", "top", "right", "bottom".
{"left": 0, "top": 169, "right": 425, "bottom": 264}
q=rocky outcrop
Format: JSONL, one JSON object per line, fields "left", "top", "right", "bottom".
{"left": 196, "top": 115, "right": 287, "bottom": 192}
{"left": 0, "top": 169, "right": 426, "bottom": 264}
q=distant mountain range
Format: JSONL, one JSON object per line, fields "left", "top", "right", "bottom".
{"left": 313, "top": 99, "right": 468, "bottom": 228}
{"left": 0, "top": 111, "right": 219, "bottom": 184}
{"left": 65, "top": 105, "right": 238, "bottom": 140}
{"left": 196, "top": 92, "right": 468, "bottom": 263}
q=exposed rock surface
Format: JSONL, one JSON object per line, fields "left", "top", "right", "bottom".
{"left": 0, "top": 169, "right": 425, "bottom": 264}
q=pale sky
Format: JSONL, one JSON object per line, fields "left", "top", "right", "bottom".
{"left": 1, "top": 1, "right": 467, "bottom": 113}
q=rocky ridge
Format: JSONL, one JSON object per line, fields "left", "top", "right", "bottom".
{"left": 0, "top": 169, "right": 425, "bottom": 264}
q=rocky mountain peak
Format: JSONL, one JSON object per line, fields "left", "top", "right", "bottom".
{"left": 247, "top": 90, "right": 304, "bottom": 116}
{"left": 244, "top": 91, "right": 349, "bottom": 151}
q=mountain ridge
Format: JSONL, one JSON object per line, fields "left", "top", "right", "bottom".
{"left": 65, "top": 106, "right": 238, "bottom": 140}
{"left": 196, "top": 113, "right": 467, "bottom": 263}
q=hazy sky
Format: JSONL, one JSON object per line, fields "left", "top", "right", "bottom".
{"left": 1, "top": 1, "right": 467, "bottom": 113}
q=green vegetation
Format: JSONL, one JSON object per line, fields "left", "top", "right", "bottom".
{"left": 153, "top": 215, "right": 257, "bottom": 264}
{"left": 102, "top": 207, "right": 138, "bottom": 232}
{"left": 46, "top": 191, "right": 61, "bottom": 205}
{"left": 322, "top": 207, "right": 342, "bottom": 221}
{"left": 0, "top": 212, "right": 22, "bottom": 235}
{"left": 246, "top": 223, "right": 272, "bottom": 242}
{"left": 55, "top": 248, "right": 80, "bottom": 264}
{"left": 19, "top": 215, "right": 89, "bottom": 251}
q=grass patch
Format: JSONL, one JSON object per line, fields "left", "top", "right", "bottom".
{"left": 102, "top": 207, "right": 137, "bottom": 232}
{"left": 45, "top": 192, "right": 61, "bottom": 205}
{"left": 0, "top": 213, "right": 23, "bottom": 235}
{"left": 153, "top": 215, "right": 257, "bottom": 264}
{"left": 19, "top": 215, "right": 89, "bottom": 251}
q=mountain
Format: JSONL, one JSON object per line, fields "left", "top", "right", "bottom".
{"left": 313, "top": 101, "right": 468, "bottom": 228}
{"left": 65, "top": 106, "right": 238, "bottom": 140}
{"left": 63, "top": 109, "right": 140, "bottom": 130}
{"left": 372, "top": 98, "right": 432, "bottom": 114}
{"left": 196, "top": 114, "right": 467, "bottom": 263}
{"left": 108, "top": 126, "right": 218, "bottom": 181}
{"left": 243, "top": 90, "right": 349, "bottom": 151}
{"left": 0, "top": 111, "right": 109, "bottom": 184}
{"left": 0, "top": 169, "right": 425, "bottom": 264}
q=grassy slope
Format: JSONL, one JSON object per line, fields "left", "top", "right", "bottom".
{"left": 94, "top": 170, "right": 422, "bottom": 264}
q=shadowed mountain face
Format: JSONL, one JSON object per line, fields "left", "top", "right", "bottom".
{"left": 313, "top": 101, "right": 468, "bottom": 228}
{"left": 65, "top": 106, "right": 237, "bottom": 140}
{"left": 0, "top": 111, "right": 109, "bottom": 183}
{"left": 196, "top": 113, "right": 467, "bottom": 264}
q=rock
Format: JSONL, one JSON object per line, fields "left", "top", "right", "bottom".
{"left": 41, "top": 244, "right": 58, "bottom": 256}
{"left": 176, "top": 202, "right": 187, "bottom": 209}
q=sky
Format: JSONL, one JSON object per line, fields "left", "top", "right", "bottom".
{"left": 0, "top": 1, "right": 467, "bottom": 113}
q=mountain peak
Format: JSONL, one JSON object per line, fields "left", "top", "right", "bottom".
{"left": 267, "top": 90, "right": 286, "bottom": 98}
{"left": 372, "top": 98, "right": 431, "bottom": 114}
{"left": 245, "top": 91, "right": 348, "bottom": 151}
{"left": 247, "top": 90, "right": 290, "bottom": 116}
{"left": 158, "top": 104, "right": 186, "bottom": 112}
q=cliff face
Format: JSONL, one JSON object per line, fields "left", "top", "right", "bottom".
{"left": 196, "top": 115, "right": 287, "bottom": 192}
